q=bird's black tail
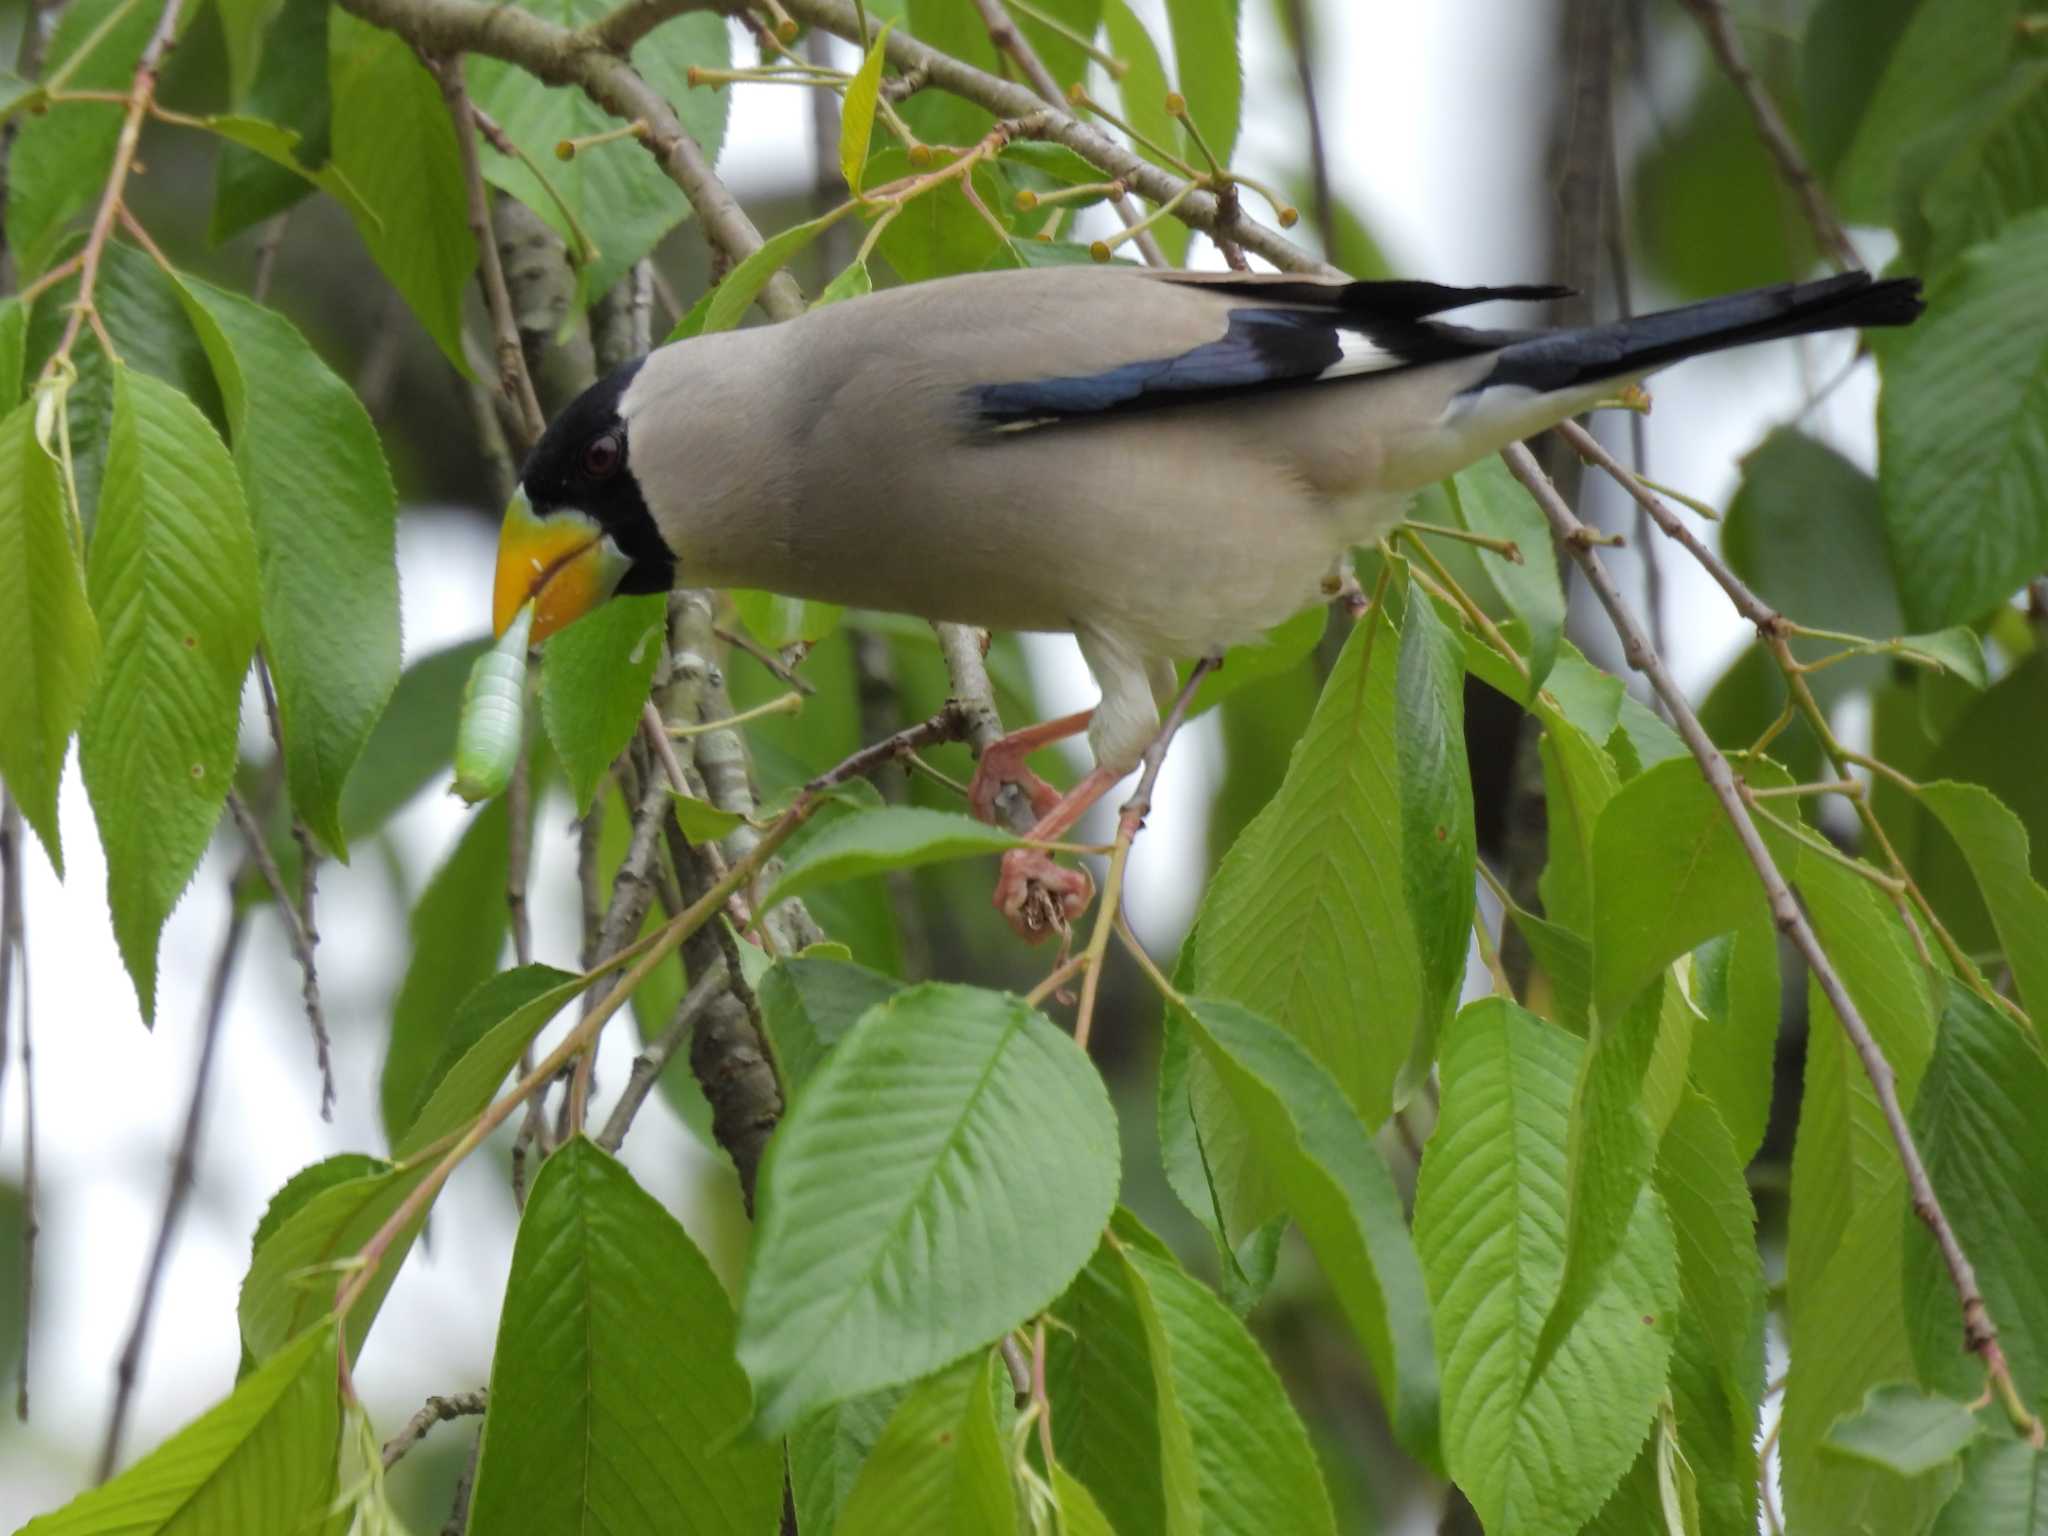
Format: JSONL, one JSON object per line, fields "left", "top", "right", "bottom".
{"left": 1482, "top": 272, "right": 1925, "bottom": 394}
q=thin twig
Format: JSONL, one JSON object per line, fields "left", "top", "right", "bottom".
{"left": 97, "top": 901, "right": 247, "bottom": 1480}
{"left": 249, "top": 212, "right": 290, "bottom": 304}
{"left": 381, "top": 1390, "right": 488, "bottom": 1469}
{"left": 0, "top": 796, "right": 17, "bottom": 1152}
{"left": 999, "top": 1334, "right": 1032, "bottom": 1409}
{"left": 1675, "top": 0, "right": 1858, "bottom": 270}
{"left": 1281, "top": 0, "right": 1334, "bottom": 259}
{"left": 595, "top": 960, "right": 728, "bottom": 1152}
{"left": 224, "top": 788, "right": 335, "bottom": 1116}
{"left": 0, "top": 795, "right": 30, "bottom": 1421}
{"left": 1502, "top": 439, "right": 2043, "bottom": 1445}
{"left": 505, "top": 734, "right": 536, "bottom": 968}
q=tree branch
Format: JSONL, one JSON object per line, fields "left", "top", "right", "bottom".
{"left": 382, "top": 1389, "right": 488, "bottom": 1468}
{"left": 1501, "top": 439, "right": 2043, "bottom": 1445}
{"left": 224, "top": 788, "right": 335, "bottom": 1115}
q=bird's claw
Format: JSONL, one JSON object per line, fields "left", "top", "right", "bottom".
{"left": 968, "top": 755, "right": 1064, "bottom": 824}
{"left": 994, "top": 848, "right": 1094, "bottom": 944}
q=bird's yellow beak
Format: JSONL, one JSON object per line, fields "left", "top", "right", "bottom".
{"left": 493, "top": 489, "right": 630, "bottom": 642}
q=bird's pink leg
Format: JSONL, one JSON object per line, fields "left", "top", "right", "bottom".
{"left": 992, "top": 765, "right": 1124, "bottom": 943}
{"left": 966, "top": 710, "right": 1094, "bottom": 823}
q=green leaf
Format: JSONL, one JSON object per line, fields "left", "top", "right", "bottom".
{"left": 215, "top": 0, "right": 283, "bottom": 103}
{"left": 700, "top": 209, "right": 853, "bottom": 336}
{"left": 737, "top": 983, "right": 1118, "bottom": 1435}
{"left": 0, "top": 69, "right": 40, "bottom": 127}
{"left": 761, "top": 806, "right": 1023, "bottom": 910}
{"left": 211, "top": 0, "right": 333, "bottom": 241}
{"left": 840, "top": 21, "right": 895, "bottom": 194}
{"left": 668, "top": 789, "right": 746, "bottom": 844}
{"left": 396, "top": 965, "right": 590, "bottom": 1159}
{"left": 836, "top": 1352, "right": 1018, "bottom": 1536}
{"left": 173, "top": 274, "right": 399, "bottom": 856}
{"left": 1180, "top": 997, "right": 1438, "bottom": 1466}
{"left": 1445, "top": 456, "right": 1564, "bottom": 689}
{"left": 1116, "top": 1228, "right": 1337, "bottom": 1536}
{"left": 1918, "top": 781, "right": 2048, "bottom": 1022}
{"left": 731, "top": 586, "right": 844, "bottom": 649}
{"left": 1914, "top": 62, "right": 2048, "bottom": 273}
{"left": 1185, "top": 606, "right": 1424, "bottom": 1237}
{"left": 790, "top": 1389, "right": 905, "bottom": 1536}
{"left": 0, "top": 293, "right": 25, "bottom": 405}
{"left": 239, "top": 1160, "right": 423, "bottom": 1366}
{"left": 1896, "top": 628, "right": 1990, "bottom": 689}
{"left": 199, "top": 115, "right": 376, "bottom": 232}
{"left": 0, "top": 396, "right": 97, "bottom": 876}
{"left": 327, "top": 9, "right": 477, "bottom": 371}
{"left": 467, "top": 1138, "right": 782, "bottom": 1536}
{"left": 336, "top": 637, "right": 488, "bottom": 837}
{"left": 1100, "top": 0, "right": 1186, "bottom": 265}
{"left": 1591, "top": 754, "right": 1799, "bottom": 1025}
{"left": 79, "top": 367, "right": 259, "bottom": 1021}
{"left": 380, "top": 799, "right": 511, "bottom": 1145}
{"left": 19, "top": 1321, "right": 339, "bottom": 1535}
{"left": 469, "top": 0, "right": 731, "bottom": 306}
{"left": 1879, "top": 207, "right": 2048, "bottom": 630}
{"left": 1162, "top": 0, "right": 1243, "bottom": 164}
{"left": 1931, "top": 1438, "right": 2048, "bottom": 1534}
{"left": 1413, "top": 999, "right": 1678, "bottom": 1536}
{"left": 1827, "top": 1384, "right": 1985, "bottom": 1479}
{"left": 756, "top": 952, "right": 902, "bottom": 1104}
{"left": 1536, "top": 709, "right": 1621, "bottom": 936}
{"left": 1052, "top": 1464, "right": 1116, "bottom": 1536}
{"left": 1904, "top": 980, "right": 2048, "bottom": 1408}
{"left": 537, "top": 591, "right": 663, "bottom": 813}
{"left": 815, "top": 257, "right": 874, "bottom": 306}
{"left": 1396, "top": 578, "right": 1476, "bottom": 1087}
{"left": 1686, "top": 923, "right": 1781, "bottom": 1166}
{"left": 1803, "top": 0, "right": 2023, "bottom": 225}
{"left": 1176, "top": 604, "right": 1324, "bottom": 720}
{"left": 5, "top": 0, "right": 161, "bottom": 275}
{"left": 869, "top": 149, "right": 1020, "bottom": 283}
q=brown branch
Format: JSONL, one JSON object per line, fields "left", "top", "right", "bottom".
{"left": 336, "top": 0, "right": 806, "bottom": 321}
{"left": 935, "top": 624, "right": 1037, "bottom": 837}
{"left": 595, "top": 959, "right": 728, "bottom": 1152}
{"left": 1675, "top": 0, "right": 1859, "bottom": 271}
{"left": 381, "top": 1389, "right": 488, "bottom": 1468}
{"left": 224, "top": 787, "right": 335, "bottom": 1115}
{"left": 1501, "top": 439, "right": 2043, "bottom": 1445}
{"left": 97, "top": 901, "right": 247, "bottom": 1479}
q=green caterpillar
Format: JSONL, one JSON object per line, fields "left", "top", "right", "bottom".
{"left": 452, "top": 601, "right": 534, "bottom": 805}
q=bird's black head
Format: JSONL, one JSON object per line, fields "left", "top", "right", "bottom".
{"left": 492, "top": 356, "right": 676, "bottom": 640}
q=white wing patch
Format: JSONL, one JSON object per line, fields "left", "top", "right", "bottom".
{"left": 1318, "top": 327, "right": 1408, "bottom": 382}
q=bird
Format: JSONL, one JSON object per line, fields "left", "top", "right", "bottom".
{"left": 491, "top": 265, "right": 1923, "bottom": 939}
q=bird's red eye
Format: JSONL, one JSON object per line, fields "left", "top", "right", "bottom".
{"left": 583, "top": 431, "right": 622, "bottom": 479}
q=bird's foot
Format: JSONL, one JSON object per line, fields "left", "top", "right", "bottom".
{"left": 994, "top": 848, "right": 1095, "bottom": 944}
{"left": 968, "top": 753, "right": 1064, "bottom": 825}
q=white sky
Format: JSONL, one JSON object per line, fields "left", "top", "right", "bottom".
{"left": 0, "top": 2, "right": 1885, "bottom": 1522}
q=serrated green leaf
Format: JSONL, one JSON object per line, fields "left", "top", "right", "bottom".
{"left": 761, "top": 806, "right": 1023, "bottom": 910}
{"left": 5, "top": 0, "right": 160, "bottom": 276}
{"left": 756, "top": 953, "right": 902, "bottom": 1104}
{"left": 1685, "top": 923, "right": 1781, "bottom": 1166}
{"left": 841, "top": 21, "right": 894, "bottom": 194}
{"left": 79, "top": 366, "right": 259, "bottom": 1020}
{"left": 1116, "top": 1229, "right": 1336, "bottom": 1536}
{"left": 1827, "top": 1384, "right": 1985, "bottom": 1478}
{"left": 1162, "top": 0, "right": 1242, "bottom": 164}
{"left": 211, "top": 0, "right": 332, "bottom": 241}
{"left": 1915, "top": 62, "right": 2048, "bottom": 273}
{"left": 1879, "top": 208, "right": 2048, "bottom": 630}
{"left": 469, "top": 0, "right": 730, "bottom": 306}
{"left": 467, "top": 1138, "right": 782, "bottom": 1536}
{"left": 1051, "top": 1464, "right": 1116, "bottom": 1536}
{"left": 0, "top": 397, "right": 96, "bottom": 876}
{"left": 173, "top": 274, "right": 399, "bottom": 856}
{"left": 19, "top": 1320, "right": 338, "bottom": 1535}
{"left": 536, "top": 590, "right": 663, "bottom": 813}
{"left": 1446, "top": 456, "right": 1564, "bottom": 689}
{"left": 1903, "top": 980, "right": 2048, "bottom": 1411}
{"left": 1803, "top": 0, "right": 2023, "bottom": 225}
{"left": 392, "top": 964, "right": 577, "bottom": 1157}
{"left": 790, "top": 1388, "right": 905, "bottom": 1536}
{"left": 1414, "top": 999, "right": 1678, "bottom": 1536}
{"left": 738, "top": 983, "right": 1118, "bottom": 1435}
{"left": 232, "top": 1151, "right": 382, "bottom": 1377}
{"left": 0, "top": 294, "right": 25, "bottom": 405}
{"left": 1931, "top": 1437, "right": 2048, "bottom": 1534}
{"left": 1536, "top": 708, "right": 1621, "bottom": 936}
{"left": 699, "top": 209, "right": 853, "bottom": 337}
{"left": 380, "top": 800, "right": 511, "bottom": 1144}
{"left": 1917, "top": 781, "right": 2048, "bottom": 1021}
{"left": 836, "top": 1352, "right": 1017, "bottom": 1536}
{"left": 1184, "top": 606, "right": 1424, "bottom": 1238}
{"left": 335, "top": 637, "right": 488, "bottom": 838}
{"left": 1175, "top": 604, "right": 1324, "bottom": 719}
{"left": 732, "top": 586, "right": 843, "bottom": 649}
{"left": 239, "top": 1160, "right": 424, "bottom": 1367}
{"left": 328, "top": 9, "right": 476, "bottom": 371}
{"left": 1181, "top": 997, "right": 1438, "bottom": 1466}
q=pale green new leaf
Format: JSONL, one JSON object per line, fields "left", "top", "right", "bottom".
{"left": 328, "top": 9, "right": 476, "bottom": 370}
{"left": 731, "top": 586, "right": 844, "bottom": 649}
{"left": 469, "top": 0, "right": 731, "bottom": 305}
{"left": 1181, "top": 997, "right": 1438, "bottom": 1466}
{"left": 539, "top": 591, "right": 664, "bottom": 813}
{"left": 1446, "top": 456, "right": 1564, "bottom": 689}
{"left": 468, "top": 1139, "right": 782, "bottom": 1536}
{"left": 836, "top": 1353, "right": 1018, "bottom": 1536}
{"left": 761, "top": 807, "right": 1023, "bottom": 910}
{"left": 815, "top": 259, "right": 874, "bottom": 306}
{"left": 699, "top": 209, "right": 854, "bottom": 336}
{"left": 1413, "top": 999, "right": 1678, "bottom": 1536}
{"left": 1827, "top": 1385, "right": 1985, "bottom": 1479}
{"left": 0, "top": 396, "right": 97, "bottom": 875}
{"left": 1917, "top": 781, "right": 2048, "bottom": 1023}
{"left": 1879, "top": 208, "right": 2048, "bottom": 629}
{"left": 738, "top": 983, "right": 1117, "bottom": 1435}
{"left": 19, "top": 1321, "right": 339, "bottom": 1535}
{"left": 840, "top": 21, "right": 895, "bottom": 194}
{"left": 174, "top": 274, "right": 399, "bottom": 856}
{"left": 1117, "top": 1232, "right": 1337, "bottom": 1536}
{"left": 80, "top": 367, "right": 260, "bottom": 1021}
